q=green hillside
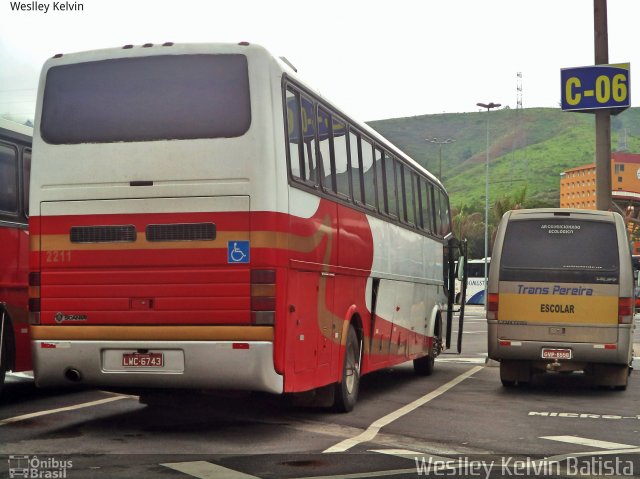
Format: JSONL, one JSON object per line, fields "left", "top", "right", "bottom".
{"left": 367, "top": 107, "right": 640, "bottom": 212}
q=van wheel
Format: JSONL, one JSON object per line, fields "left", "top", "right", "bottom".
{"left": 500, "top": 360, "right": 527, "bottom": 387}
{"left": 333, "top": 325, "right": 360, "bottom": 413}
{"left": 592, "top": 363, "right": 629, "bottom": 390}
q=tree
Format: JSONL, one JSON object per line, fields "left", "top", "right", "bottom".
{"left": 452, "top": 207, "right": 485, "bottom": 258}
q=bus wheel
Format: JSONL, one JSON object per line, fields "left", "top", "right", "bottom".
{"left": 413, "top": 354, "right": 434, "bottom": 376}
{"left": 414, "top": 326, "right": 441, "bottom": 376}
{"left": 333, "top": 325, "right": 360, "bottom": 413}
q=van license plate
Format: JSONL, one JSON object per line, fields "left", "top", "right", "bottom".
{"left": 122, "top": 352, "right": 164, "bottom": 367}
{"left": 541, "top": 348, "right": 572, "bottom": 360}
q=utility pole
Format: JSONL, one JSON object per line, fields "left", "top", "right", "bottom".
{"left": 425, "top": 137, "right": 455, "bottom": 180}
{"left": 594, "top": 0, "right": 612, "bottom": 211}
{"left": 477, "top": 102, "right": 501, "bottom": 309}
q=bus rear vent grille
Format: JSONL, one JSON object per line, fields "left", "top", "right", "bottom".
{"left": 145, "top": 223, "right": 216, "bottom": 242}
{"left": 70, "top": 225, "right": 137, "bottom": 243}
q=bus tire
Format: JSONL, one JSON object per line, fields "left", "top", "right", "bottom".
{"left": 333, "top": 325, "right": 360, "bottom": 413}
{"left": 414, "top": 320, "right": 441, "bottom": 376}
{"left": 413, "top": 353, "right": 435, "bottom": 376}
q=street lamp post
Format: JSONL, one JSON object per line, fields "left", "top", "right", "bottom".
{"left": 476, "top": 102, "right": 501, "bottom": 308}
{"left": 425, "top": 137, "right": 456, "bottom": 180}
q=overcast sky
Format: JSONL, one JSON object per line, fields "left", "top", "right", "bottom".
{"left": 1, "top": 0, "right": 638, "bottom": 123}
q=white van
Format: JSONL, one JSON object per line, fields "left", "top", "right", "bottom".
{"left": 488, "top": 209, "right": 634, "bottom": 389}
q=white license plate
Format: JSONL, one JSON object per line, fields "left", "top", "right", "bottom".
{"left": 541, "top": 348, "right": 572, "bottom": 360}
{"left": 122, "top": 352, "right": 164, "bottom": 367}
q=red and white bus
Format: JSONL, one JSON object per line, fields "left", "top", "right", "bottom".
{"left": 0, "top": 118, "right": 32, "bottom": 394}
{"left": 29, "top": 43, "right": 465, "bottom": 411}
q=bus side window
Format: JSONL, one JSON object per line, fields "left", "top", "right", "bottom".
{"left": 349, "top": 131, "right": 363, "bottom": 204}
{"left": 0, "top": 144, "right": 18, "bottom": 215}
{"left": 285, "top": 87, "right": 305, "bottom": 180}
{"left": 300, "top": 95, "right": 318, "bottom": 185}
{"left": 440, "top": 192, "right": 451, "bottom": 236}
{"left": 436, "top": 189, "right": 448, "bottom": 236}
{"left": 374, "top": 148, "right": 385, "bottom": 214}
{"left": 432, "top": 185, "right": 442, "bottom": 237}
{"left": 317, "top": 107, "right": 335, "bottom": 194}
{"left": 361, "top": 138, "right": 376, "bottom": 210}
{"left": 419, "top": 179, "right": 433, "bottom": 234}
{"left": 333, "top": 116, "right": 350, "bottom": 199}
{"left": 403, "top": 166, "right": 416, "bottom": 226}
{"left": 385, "top": 153, "right": 399, "bottom": 218}
{"left": 411, "top": 173, "right": 420, "bottom": 229}
{"left": 23, "top": 149, "right": 31, "bottom": 218}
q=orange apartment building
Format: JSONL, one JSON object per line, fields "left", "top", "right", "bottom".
{"left": 560, "top": 152, "right": 640, "bottom": 252}
{"left": 560, "top": 152, "right": 640, "bottom": 209}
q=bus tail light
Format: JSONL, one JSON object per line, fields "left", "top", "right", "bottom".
{"left": 487, "top": 293, "right": 499, "bottom": 320}
{"left": 251, "top": 269, "right": 276, "bottom": 325}
{"left": 618, "top": 297, "right": 633, "bottom": 324}
{"left": 28, "top": 272, "right": 41, "bottom": 325}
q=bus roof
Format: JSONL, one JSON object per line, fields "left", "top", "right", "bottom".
{"left": 0, "top": 118, "right": 33, "bottom": 138}
{"left": 39, "top": 41, "right": 443, "bottom": 191}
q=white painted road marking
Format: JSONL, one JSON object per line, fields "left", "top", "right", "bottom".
{"left": 323, "top": 366, "right": 483, "bottom": 453}
{"left": 541, "top": 435, "right": 637, "bottom": 450}
{"left": 437, "top": 357, "right": 486, "bottom": 364}
{"left": 162, "top": 461, "right": 260, "bottom": 479}
{"left": 0, "top": 395, "right": 134, "bottom": 426}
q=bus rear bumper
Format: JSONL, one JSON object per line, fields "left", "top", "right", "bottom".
{"left": 32, "top": 340, "right": 284, "bottom": 394}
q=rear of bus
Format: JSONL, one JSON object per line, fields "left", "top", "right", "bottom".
{"left": 29, "top": 43, "right": 287, "bottom": 393}
{"left": 488, "top": 209, "right": 634, "bottom": 389}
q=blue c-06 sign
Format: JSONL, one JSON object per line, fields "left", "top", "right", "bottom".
{"left": 561, "top": 63, "right": 630, "bottom": 114}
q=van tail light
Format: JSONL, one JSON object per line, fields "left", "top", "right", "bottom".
{"left": 487, "top": 293, "right": 499, "bottom": 320}
{"left": 618, "top": 297, "right": 633, "bottom": 324}
{"left": 251, "top": 269, "right": 276, "bottom": 325}
{"left": 28, "top": 271, "right": 41, "bottom": 325}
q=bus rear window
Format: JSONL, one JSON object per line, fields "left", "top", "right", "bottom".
{"left": 500, "top": 219, "right": 619, "bottom": 283}
{"left": 41, "top": 54, "right": 251, "bottom": 144}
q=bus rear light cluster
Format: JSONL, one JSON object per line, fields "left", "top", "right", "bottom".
{"left": 28, "top": 272, "right": 41, "bottom": 325}
{"left": 487, "top": 293, "right": 499, "bottom": 320}
{"left": 251, "top": 269, "right": 276, "bottom": 325}
{"left": 618, "top": 297, "right": 633, "bottom": 324}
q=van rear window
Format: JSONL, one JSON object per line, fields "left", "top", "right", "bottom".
{"left": 500, "top": 219, "right": 619, "bottom": 283}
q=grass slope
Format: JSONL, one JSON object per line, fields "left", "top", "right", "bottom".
{"left": 368, "top": 107, "right": 640, "bottom": 211}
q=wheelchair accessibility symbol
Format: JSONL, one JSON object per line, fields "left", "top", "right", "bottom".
{"left": 228, "top": 240, "right": 250, "bottom": 264}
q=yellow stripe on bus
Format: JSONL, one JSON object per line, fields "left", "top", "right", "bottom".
{"left": 31, "top": 325, "right": 274, "bottom": 341}
{"left": 499, "top": 294, "right": 618, "bottom": 325}
{"left": 31, "top": 228, "right": 327, "bottom": 254}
